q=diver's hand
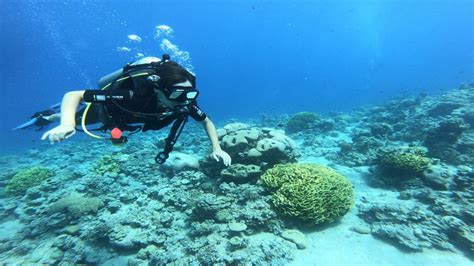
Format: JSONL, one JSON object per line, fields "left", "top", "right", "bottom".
{"left": 210, "top": 149, "right": 232, "bottom": 166}
{"left": 41, "top": 125, "right": 76, "bottom": 144}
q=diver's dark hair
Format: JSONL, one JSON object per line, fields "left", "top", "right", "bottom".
{"left": 155, "top": 61, "right": 196, "bottom": 89}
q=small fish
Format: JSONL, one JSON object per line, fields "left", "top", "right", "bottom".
{"left": 127, "top": 34, "right": 142, "bottom": 43}
{"left": 117, "top": 46, "right": 131, "bottom": 52}
{"left": 135, "top": 53, "right": 145, "bottom": 58}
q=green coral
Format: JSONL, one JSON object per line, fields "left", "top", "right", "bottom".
{"left": 286, "top": 112, "right": 319, "bottom": 134}
{"left": 6, "top": 167, "right": 55, "bottom": 196}
{"left": 49, "top": 192, "right": 104, "bottom": 217}
{"left": 94, "top": 154, "right": 121, "bottom": 175}
{"left": 260, "top": 163, "right": 354, "bottom": 225}
{"left": 378, "top": 147, "right": 431, "bottom": 174}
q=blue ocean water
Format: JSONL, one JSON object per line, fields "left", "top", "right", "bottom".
{"left": 0, "top": 0, "right": 472, "bottom": 153}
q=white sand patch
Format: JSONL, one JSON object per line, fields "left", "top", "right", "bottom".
{"left": 299, "top": 156, "right": 332, "bottom": 165}
{"left": 0, "top": 219, "right": 23, "bottom": 241}
{"left": 290, "top": 218, "right": 472, "bottom": 266}
{"left": 102, "top": 255, "right": 133, "bottom": 265}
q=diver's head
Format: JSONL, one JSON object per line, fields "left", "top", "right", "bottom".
{"left": 155, "top": 80, "right": 199, "bottom": 107}
{"left": 150, "top": 58, "right": 198, "bottom": 107}
{"left": 154, "top": 58, "right": 196, "bottom": 89}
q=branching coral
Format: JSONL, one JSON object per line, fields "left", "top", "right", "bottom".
{"left": 260, "top": 163, "right": 354, "bottom": 225}
{"left": 94, "top": 154, "right": 121, "bottom": 176}
{"left": 6, "top": 167, "right": 55, "bottom": 196}
{"left": 377, "top": 147, "right": 431, "bottom": 175}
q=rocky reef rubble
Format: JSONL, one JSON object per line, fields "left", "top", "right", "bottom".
{"left": 338, "top": 84, "right": 473, "bottom": 167}
{"left": 353, "top": 85, "right": 474, "bottom": 258}
{"left": 357, "top": 194, "right": 473, "bottom": 254}
{"left": 305, "top": 84, "right": 473, "bottom": 257}
{"left": 0, "top": 125, "right": 310, "bottom": 264}
{"left": 267, "top": 83, "right": 474, "bottom": 257}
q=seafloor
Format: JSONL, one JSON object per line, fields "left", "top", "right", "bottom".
{"left": 0, "top": 84, "right": 473, "bottom": 265}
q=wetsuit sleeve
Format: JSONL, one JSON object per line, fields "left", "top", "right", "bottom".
{"left": 188, "top": 103, "right": 207, "bottom": 122}
{"left": 83, "top": 90, "right": 132, "bottom": 102}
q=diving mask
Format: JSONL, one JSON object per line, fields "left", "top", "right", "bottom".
{"left": 162, "top": 86, "right": 199, "bottom": 102}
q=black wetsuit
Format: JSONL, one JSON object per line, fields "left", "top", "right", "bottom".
{"left": 79, "top": 63, "right": 207, "bottom": 134}
{"left": 78, "top": 95, "right": 207, "bottom": 132}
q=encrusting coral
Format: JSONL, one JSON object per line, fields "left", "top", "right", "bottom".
{"left": 5, "top": 167, "right": 55, "bottom": 196}
{"left": 260, "top": 163, "right": 354, "bottom": 225}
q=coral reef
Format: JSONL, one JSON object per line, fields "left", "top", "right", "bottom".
{"left": 49, "top": 193, "right": 104, "bottom": 218}
{"left": 285, "top": 112, "right": 319, "bottom": 134}
{"left": 1, "top": 83, "right": 473, "bottom": 264}
{"left": 220, "top": 164, "right": 262, "bottom": 183}
{"left": 260, "top": 163, "right": 354, "bottom": 225}
{"left": 201, "top": 123, "right": 298, "bottom": 181}
{"left": 377, "top": 147, "right": 431, "bottom": 176}
{"left": 94, "top": 154, "right": 122, "bottom": 176}
{"left": 424, "top": 118, "right": 471, "bottom": 163}
{"left": 5, "top": 167, "right": 55, "bottom": 196}
{"left": 358, "top": 198, "right": 474, "bottom": 256}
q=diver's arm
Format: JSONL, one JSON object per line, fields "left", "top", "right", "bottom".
{"left": 41, "top": 90, "right": 85, "bottom": 143}
{"left": 59, "top": 91, "right": 85, "bottom": 127}
{"left": 43, "top": 113, "right": 61, "bottom": 122}
{"left": 201, "top": 117, "right": 231, "bottom": 166}
{"left": 202, "top": 117, "right": 221, "bottom": 151}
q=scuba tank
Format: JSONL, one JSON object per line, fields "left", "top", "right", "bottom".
{"left": 97, "top": 57, "right": 162, "bottom": 89}
{"left": 84, "top": 56, "right": 164, "bottom": 139}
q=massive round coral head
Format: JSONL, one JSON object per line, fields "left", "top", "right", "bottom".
{"left": 260, "top": 163, "right": 354, "bottom": 225}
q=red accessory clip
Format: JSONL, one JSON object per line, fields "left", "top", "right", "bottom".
{"left": 111, "top": 128, "right": 123, "bottom": 139}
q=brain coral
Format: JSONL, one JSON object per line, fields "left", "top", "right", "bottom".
{"left": 260, "top": 163, "right": 354, "bottom": 225}
{"left": 218, "top": 123, "right": 298, "bottom": 167}
{"left": 49, "top": 193, "right": 104, "bottom": 217}
{"left": 201, "top": 123, "right": 298, "bottom": 181}
{"left": 6, "top": 167, "right": 55, "bottom": 196}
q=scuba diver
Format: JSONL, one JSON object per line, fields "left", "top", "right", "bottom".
{"left": 15, "top": 55, "right": 231, "bottom": 166}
